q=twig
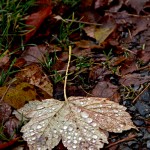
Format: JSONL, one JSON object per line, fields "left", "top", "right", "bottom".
{"left": 64, "top": 46, "right": 72, "bottom": 102}
{"left": 106, "top": 134, "right": 137, "bottom": 148}
{"left": 0, "top": 79, "right": 16, "bottom": 103}
{"left": 54, "top": 15, "right": 102, "bottom": 26}
{"left": 132, "top": 83, "right": 150, "bottom": 103}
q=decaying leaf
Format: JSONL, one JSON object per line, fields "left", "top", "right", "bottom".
{"left": 14, "top": 96, "right": 136, "bottom": 150}
{"left": 0, "top": 82, "right": 38, "bottom": 109}
{"left": 83, "top": 17, "right": 116, "bottom": 45}
{"left": 16, "top": 64, "right": 53, "bottom": 97}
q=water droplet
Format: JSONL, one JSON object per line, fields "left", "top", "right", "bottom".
{"left": 83, "top": 129, "right": 87, "bottom": 133}
{"left": 91, "top": 122, "right": 97, "bottom": 127}
{"left": 73, "top": 145, "right": 77, "bottom": 149}
{"left": 94, "top": 114, "right": 98, "bottom": 117}
{"left": 30, "top": 132, "right": 35, "bottom": 136}
{"left": 67, "top": 136, "right": 71, "bottom": 139}
{"left": 37, "top": 106, "right": 44, "bottom": 109}
{"left": 52, "top": 107, "right": 55, "bottom": 110}
{"left": 92, "top": 135, "right": 98, "bottom": 139}
{"left": 67, "top": 140, "right": 71, "bottom": 143}
{"left": 89, "top": 146, "right": 94, "bottom": 150}
{"left": 114, "top": 110, "right": 118, "bottom": 113}
{"left": 80, "top": 102, "right": 84, "bottom": 105}
{"left": 88, "top": 138, "right": 91, "bottom": 141}
{"left": 77, "top": 109, "right": 81, "bottom": 113}
{"left": 81, "top": 111, "right": 89, "bottom": 118}
{"left": 63, "top": 126, "right": 68, "bottom": 130}
{"left": 92, "top": 139, "right": 96, "bottom": 143}
{"left": 79, "top": 137, "right": 82, "bottom": 141}
{"left": 53, "top": 130, "right": 57, "bottom": 133}
{"left": 75, "top": 133, "right": 78, "bottom": 136}
{"left": 120, "top": 124, "right": 124, "bottom": 127}
{"left": 32, "top": 137, "right": 36, "bottom": 140}
{"left": 60, "top": 129, "right": 63, "bottom": 133}
{"left": 73, "top": 140, "right": 78, "bottom": 144}
{"left": 54, "top": 134, "right": 59, "bottom": 138}
{"left": 86, "top": 118, "right": 93, "bottom": 123}
{"left": 68, "top": 126, "right": 73, "bottom": 131}
{"left": 37, "top": 125, "right": 42, "bottom": 129}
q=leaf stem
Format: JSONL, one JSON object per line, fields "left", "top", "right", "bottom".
{"left": 64, "top": 46, "right": 72, "bottom": 102}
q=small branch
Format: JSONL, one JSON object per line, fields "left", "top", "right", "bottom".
{"left": 132, "top": 83, "right": 150, "bottom": 103}
{"left": 106, "top": 134, "right": 136, "bottom": 148}
{"left": 54, "top": 15, "right": 102, "bottom": 26}
{"left": 64, "top": 46, "right": 72, "bottom": 102}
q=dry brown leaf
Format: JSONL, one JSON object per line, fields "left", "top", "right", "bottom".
{"left": 14, "top": 96, "right": 136, "bottom": 150}
{"left": 16, "top": 64, "right": 53, "bottom": 97}
{"left": 84, "top": 17, "right": 116, "bottom": 45}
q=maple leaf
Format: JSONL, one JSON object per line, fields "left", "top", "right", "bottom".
{"left": 14, "top": 96, "right": 136, "bottom": 150}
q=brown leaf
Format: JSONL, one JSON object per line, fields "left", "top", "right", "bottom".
{"left": 0, "top": 102, "right": 12, "bottom": 123}
{"left": 120, "top": 58, "right": 138, "bottom": 75}
{"left": 125, "top": 0, "right": 149, "bottom": 14}
{"left": 4, "top": 117, "right": 20, "bottom": 138}
{"left": 94, "top": 0, "right": 113, "bottom": 9}
{"left": 14, "top": 96, "right": 136, "bottom": 150}
{"left": 25, "top": 4, "right": 52, "bottom": 42}
{"left": 16, "top": 64, "right": 53, "bottom": 97}
{"left": 92, "top": 81, "right": 120, "bottom": 101}
{"left": 119, "top": 73, "right": 150, "bottom": 86}
{"left": 0, "top": 82, "right": 38, "bottom": 109}
{"left": 0, "top": 51, "right": 9, "bottom": 68}
{"left": 84, "top": 16, "right": 116, "bottom": 45}
{"left": 21, "top": 44, "right": 61, "bottom": 65}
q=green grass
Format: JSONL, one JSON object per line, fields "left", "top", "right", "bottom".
{"left": 0, "top": 58, "right": 17, "bottom": 86}
{"left": 55, "top": 14, "right": 84, "bottom": 49}
{"left": 0, "top": 0, "right": 35, "bottom": 52}
{"left": 62, "top": 0, "right": 80, "bottom": 7}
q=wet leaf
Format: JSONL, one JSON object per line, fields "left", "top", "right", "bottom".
{"left": 0, "top": 102, "right": 12, "bottom": 123}
{"left": 0, "top": 82, "right": 38, "bottom": 109}
{"left": 125, "top": 0, "right": 149, "bottom": 14}
{"left": 119, "top": 74, "right": 150, "bottom": 86}
{"left": 25, "top": 4, "right": 52, "bottom": 42}
{"left": 16, "top": 64, "right": 53, "bottom": 97}
{"left": 4, "top": 117, "right": 20, "bottom": 138}
{"left": 92, "top": 81, "right": 120, "bottom": 101}
{"left": 14, "top": 96, "right": 136, "bottom": 150}
{"left": 21, "top": 44, "right": 61, "bottom": 64}
{"left": 84, "top": 16, "right": 116, "bottom": 45}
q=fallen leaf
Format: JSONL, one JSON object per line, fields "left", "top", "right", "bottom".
{"left": 25, "top": 4, "right": 52, "bottom": 42}
{"left": 0, "top": 82, "right": 38, "bottom": 109}
{"left": 125, "top": 0, "right": 149, "bottom": 14}
{"left": 0, "top": 102, "right": 12, "bottom": 123}
{"left": 0, "top": 51, "right": 9, "bottom": 68}
{"left": 0, "top": 138, "right": 19, "bottom": 150}
{"left": 4, "top": 117, "right": 20, "bottom": 138}
{"left": 119, "top": 73, "right": 150, "bottom": 86}
{"left": 84, "top": 16, "right": 116, "bottom": 45}
{"left": 21, "top": 44, "right": 61, "bottom": 64}
{"left": 94, "top": 0, "right": 113, "bottom": 9}
{"left": 16, "top": 64, "right": 53, "bottom": 97}
{"left": 119, "top": 57, "right": 138, "bottom": 75}
{"left": 14, "top": 96, "right": 136, "bottom": 150}
{"left": 92, "top": 81, "right": 119, "bottom": 101}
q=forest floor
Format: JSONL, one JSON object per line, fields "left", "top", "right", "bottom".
{"left": 0, "top": 0, "right": 150, "bottom": 150}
